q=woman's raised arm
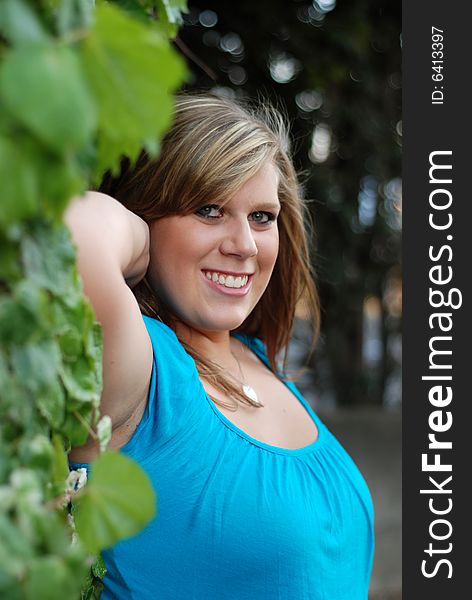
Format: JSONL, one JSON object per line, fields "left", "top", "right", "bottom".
{"left": 65, "top": 191, "right": 153, "bottom": 460}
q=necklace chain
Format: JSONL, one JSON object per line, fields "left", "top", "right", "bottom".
{"left": 231, "top": 349, "right": 264, "bottom": 407}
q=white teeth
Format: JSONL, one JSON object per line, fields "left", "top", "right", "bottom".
{"left": 204, "top": 271, "right": 249, "bottom": 289}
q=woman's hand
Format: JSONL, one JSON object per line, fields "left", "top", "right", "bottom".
{"left": 65, "top": 191, "right": 150, "bottom": 289}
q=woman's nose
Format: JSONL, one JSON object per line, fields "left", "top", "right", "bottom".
{"left": 219, "top": 219, "right": 258, "bottom": 258}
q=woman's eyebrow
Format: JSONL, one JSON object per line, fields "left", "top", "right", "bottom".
{"left": 249, "top": 201, "right": 281, "bottom": 211}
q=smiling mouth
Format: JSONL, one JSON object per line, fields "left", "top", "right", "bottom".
{"left": 202, "top": 270, "right": 252, "bottom": 289}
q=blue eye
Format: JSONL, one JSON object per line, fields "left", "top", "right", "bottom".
{"left": 249, "top": 211, "right": 276, "bottom": 225}
{"left": 195, "top": 205, "right": 222, "bottom": 219}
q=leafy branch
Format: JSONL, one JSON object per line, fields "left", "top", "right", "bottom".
{"left": 0, "top": 0, "right": 187, "bottom": 597}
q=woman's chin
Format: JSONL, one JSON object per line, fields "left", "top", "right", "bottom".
{"left": 195, "top": 311, "right": 251, "bottom": 333}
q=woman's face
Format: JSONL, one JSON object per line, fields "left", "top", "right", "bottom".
{"left": 148, "top": 161, "right": 280, "bottom": 333}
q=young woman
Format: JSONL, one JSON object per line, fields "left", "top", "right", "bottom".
{"left": 66, "top": 93, "right": 374, "bottom": 599}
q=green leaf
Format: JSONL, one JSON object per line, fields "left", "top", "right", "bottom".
{"left": 79, "top": 551, "right": 106, "bottom": 599}
{"left": 74, "top": 451, "right": 156, "bottom": 553}
{"left": 0, "top": 44, "right": 97, "bottom": 153}
{"left": 19, "top": 435, "right": 54, "bottom": 471}
{"left": 80, "top": 570, "right": 104, "bottom": 600}
{"left": 0, "top": 358, "right": 35, "bottom": 431}
{"left": 83, "top": 319, "right": 103, "bottom": 373}
{"left": 0, "top": 135, "right": 84, "bottom": 228}
{"left": 51, "top": 292, "right": 90, "bottom": 337}
{"left": 36, "top": 152, "right": 85, "bottom": 221}
{"left": 80, "top": 2, "right": 186, "bottom": 177}
{"left": 0, "top": 0, "right": 49, "bottom": 44}
{"left": 60, "top": 355, "right": 101, "bottom": 404}
{"left": 21, "top": 224, "right": 77, "bottom": 295}
{"left": 31, "top": 509, "right": 75, "bottom": 557}
{"left": 11, "top": 340, "right": 61, "bottom": 394}
{"left": 155, "top": 0, "right": 188, "bottom": 37}
{"left": 58, "top": 326, "right": 83, "bottom": 362}
{"left": 0, "top": 513, "right": 33, "bottom": 578}
{"left": 95, "top": 133, "right": 143, "bottom": 178}
{"left": 143, "top": 137, "right": 161, "bottom": 158}
{"left": 0, "top": 137, "right": 39, "bottom": 228}
{"left": 10, "top": 468, "right": 43, "bottom": 511}
{"left": 55, "top": 0, "right": 95, "bottom": 36}
{"left": 24, "top": 556, "right": 77, "bottom": 600}
{"left": 0, "top": 295, "right": 37, "bottom": 345}
{"left": 0, "top": 233, "right": 21, "bottom": 281}
{"left": 37, "top": 378, "right": 66, "bottom": 430}
{"left": 110, "top": 0, "right": 151, "bottom": 24}
{"left": 13, "top": 280, "right": 50, "bottom": 327}
{"left": 61, "top": 405, "right": 94, "bottom": 447}
{"left": 0, "top": 280, "right": 52, "bottom": 346}
{"left": 0, "top": 572, "right": 20, "bottom": 600}
{"left": 51, "top": 434, "right": 70, "bottom": 487}
{"left": 91, "top": 555, "right": 107, "bottom": 579}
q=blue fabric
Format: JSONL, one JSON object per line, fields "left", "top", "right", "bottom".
{"left": 71, "top": 315, "right": 374, "bottom": 599}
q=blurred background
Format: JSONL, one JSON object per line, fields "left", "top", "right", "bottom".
{"left": 177, "top": 1, "right": 402, "bottom": 597}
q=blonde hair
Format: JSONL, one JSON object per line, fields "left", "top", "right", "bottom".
{"left": 100, "top": 92, "right": 320, "bottom": 409}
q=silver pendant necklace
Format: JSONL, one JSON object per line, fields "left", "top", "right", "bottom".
{"left": 242, "top": 383, "right": 261, "bottom": 405}
{"left": 232, "top": 349, "right": 264, "bottom": 407}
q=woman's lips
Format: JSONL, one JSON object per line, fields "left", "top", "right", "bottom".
{"left": 201, "top": 270, "right": 253, "bottom": 296}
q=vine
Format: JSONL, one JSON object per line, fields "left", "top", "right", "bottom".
{"left": 0, "top": 1, "right": 186, "bottom": 597}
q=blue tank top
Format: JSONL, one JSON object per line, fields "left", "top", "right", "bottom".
{"left": 72, "top": 315, "right": 374, "bottom": 599}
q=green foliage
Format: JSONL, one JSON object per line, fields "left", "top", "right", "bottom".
{"left": 155, "top": 0, "right": 188, "bottom": 36}
{"left": 0, "top": 139, "right": 40, "bottom": 227}
{"left": 80, "top": 555, "right": 106, "bottom": 600}
{"left": 1, "top": 45, "right": 97, "bottom": 152}
{"left": 0, "top": 0, "right": 50, "bottom": 44}
{"left": 80, "top": 2, "right": 185, "bottom": 179}
{"left": 74, "top": 452, "right": 157, "bottom": 554}
{"left": 0, "top": 0, "right": 187, "bottom": 597}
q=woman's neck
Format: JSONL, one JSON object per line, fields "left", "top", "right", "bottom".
{"left": 174, "top": 320, "right": 235, "bottom": 367}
